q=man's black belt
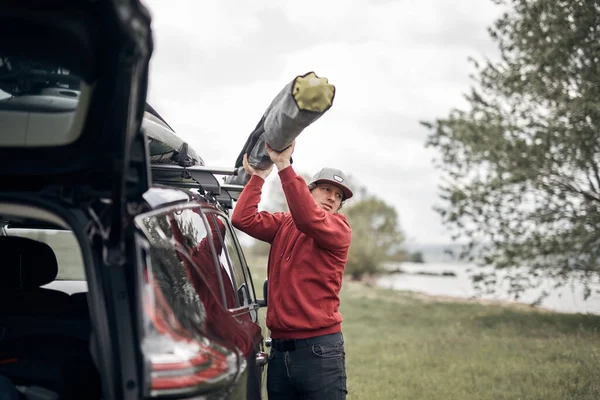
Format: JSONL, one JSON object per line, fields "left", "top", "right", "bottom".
{"left": 270, "top": 332, "right": 342, "bottom": 352}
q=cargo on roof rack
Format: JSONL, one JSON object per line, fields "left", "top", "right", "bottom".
{"left": 143, "top": 110, "right": 204, "bottom": 167}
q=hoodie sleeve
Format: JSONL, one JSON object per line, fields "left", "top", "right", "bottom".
{"left": 231, "top": 175, "right": 283, "bottom": 243}
{"left": 279, "top": 166, "right": 351, "bottom": 251}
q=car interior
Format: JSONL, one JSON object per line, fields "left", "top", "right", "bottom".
{"left": 0, "top": 207, "right": 101, "bottom": 400}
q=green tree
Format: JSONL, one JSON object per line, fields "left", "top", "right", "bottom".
{"left": 344, "top": 196, "right": 405, "bottom": 280}
{"left": 423, "top": 0, "right": 600, "bottom": 299}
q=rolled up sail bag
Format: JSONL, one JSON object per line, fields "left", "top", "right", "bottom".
{"left": 226, "top": 71, "right": 335, "bottom": 185}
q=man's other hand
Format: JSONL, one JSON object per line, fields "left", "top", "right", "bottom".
{"left": 266, "top": 140, "right": 295, "bottom": 170}
{"left": 243, "top": 153, "right": 273, "bottom": 179}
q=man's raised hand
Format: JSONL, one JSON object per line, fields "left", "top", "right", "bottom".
{"left": 243, "top": 153, "right": 273, "bottom": 179}
{"left": 266, "top": 140, "right": 296, "bottom": 171}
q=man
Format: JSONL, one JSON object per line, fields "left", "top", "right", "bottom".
{"left": 231, "top": 140, "right": 352, "bottom": 399}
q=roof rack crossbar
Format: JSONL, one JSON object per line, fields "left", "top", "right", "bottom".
{"left": 150, "top": 164, "right": 244, "bottom": 209}
{"left": 151, "top": 164, "right": 237, "bottom": 176}
{"left": 220, "top": 183, "right": 245, "bottom": 201}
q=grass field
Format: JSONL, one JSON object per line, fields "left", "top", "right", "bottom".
{"left": 246, "top": 256, "right": 600, "bottom": 400}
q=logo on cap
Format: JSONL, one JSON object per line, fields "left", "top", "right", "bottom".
{"left": 333, "top": 174, "right": 344, "bottom": 183}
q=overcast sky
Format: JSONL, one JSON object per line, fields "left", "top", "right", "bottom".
{"left": 143, "top": 0, "right": 501, "bottom": 246}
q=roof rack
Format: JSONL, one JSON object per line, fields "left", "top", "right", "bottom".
{"left": 150, "top": 164, "right": 245, "bottom": 209}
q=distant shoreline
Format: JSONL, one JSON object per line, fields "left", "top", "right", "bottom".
{"left": 382, "top": 266, "right": 457, "bottom": 277}
{"left": 356, "top": 278, "right": 558, "bottom": 314}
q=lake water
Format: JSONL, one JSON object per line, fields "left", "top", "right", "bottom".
{"left": 376, "top": 262, "right": 600, "bottom": 315}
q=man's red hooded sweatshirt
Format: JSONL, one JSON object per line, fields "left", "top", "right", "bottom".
{"left": 231, "top": 166, "right": 352, "bottom": 340}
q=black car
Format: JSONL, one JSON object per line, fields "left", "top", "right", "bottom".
{"left": 0, "top": 2, "right": 267, "bottom": 399}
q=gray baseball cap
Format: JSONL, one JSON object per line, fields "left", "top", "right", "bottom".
{"left": 309, "top": 167, "right": 353, "bottom": 200}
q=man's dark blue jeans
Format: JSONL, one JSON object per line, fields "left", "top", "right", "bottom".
{"left": 267, "top": 332, "right": 347, "bottom": 399}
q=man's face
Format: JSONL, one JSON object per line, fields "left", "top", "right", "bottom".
{"left": 311, "top": 183, "right": 344, "bottom": 214}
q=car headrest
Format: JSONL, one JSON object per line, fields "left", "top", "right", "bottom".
{"left": 0, "top": 236, "right": 58, "bottom": 289}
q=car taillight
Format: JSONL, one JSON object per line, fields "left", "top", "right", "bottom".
{"left": 144, "top": 333, "right": 240, "bottom": 396}
{"left": 141, "top": 263, "right": 243, "bottom": 398}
